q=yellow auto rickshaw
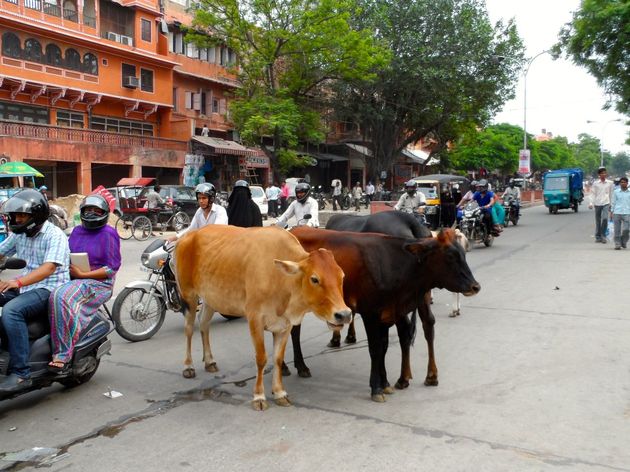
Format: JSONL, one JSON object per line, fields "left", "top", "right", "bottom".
{"left": 411, "top": 174, "right": 470, "bottom": 229}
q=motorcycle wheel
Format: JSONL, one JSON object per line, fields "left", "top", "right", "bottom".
{"left": 341, "top": 196, "right": 351, "bottom": 211}
{"left": 171, "top": 211, "right": 190, "bottom": 232}
{"left": 483, "top": 233, "right": 494, "bottom": 247}
{"left": 112, "top": 287, "right": 166, "bottom": 342}
{"left": 318, "top": 199, "right": 325, "bottom": 211}
{"left": 59, "top": 358, "right": 100, "bottom": 388}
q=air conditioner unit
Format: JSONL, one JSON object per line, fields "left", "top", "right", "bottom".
{"left": 120, "top": 35, "right": 133, "bottom": 46}
{"left": 106, "top": 32, "right": 120, "bottom": 42}
{"left": 122, "top": 76, "right": 139, "bottom": 89}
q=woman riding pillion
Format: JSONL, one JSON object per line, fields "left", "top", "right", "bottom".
{"left": 460, "top": 179, "right": 501, "bottom": 237}
{"left": 48, "top": 194, "right": 121, "bottom": 373}
{"left": 276, "top": 182, "right": 320, "bottom": 228}
{"left": 394, "top": 180, "right": 427, "bottom": 224}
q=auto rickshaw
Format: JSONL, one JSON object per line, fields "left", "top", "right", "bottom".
{"left": 411, "top": 174, "right": 470, "bottom": 229}
{"left": 543, "top": 168, "right": 584, "bottom": 214}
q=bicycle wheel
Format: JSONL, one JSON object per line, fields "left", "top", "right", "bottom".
{"left": 115, "top": 216, "right": 133, "bottom": 240}
{"left": 132, "top": 215, "right": 152, "bottom": 241}
{"left": 112, "top": 288, "right": 166, "bottom": 342}
{"left": 170, "top": 211, "right": 190, "bottom": 232}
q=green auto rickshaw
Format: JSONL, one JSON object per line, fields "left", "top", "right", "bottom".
{"left": 543, "top": 168, "right": 584, "bottom": 214}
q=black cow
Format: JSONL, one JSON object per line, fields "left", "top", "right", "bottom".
{"left": 288, "top": 227, "right": 480, "bottom": 402}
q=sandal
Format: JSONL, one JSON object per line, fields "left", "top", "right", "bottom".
{"left": 48, "top": 360, "right": 71, "bottom": 374}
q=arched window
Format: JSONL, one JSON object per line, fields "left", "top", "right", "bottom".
{"left": 23, "top": 38, "right": 43, "bottom": 63}
{"left": 64, "top": 48, "right": 81, "bottom": 71}
{"left": 45, "top": 44, "right": 62, "bottom": 67}
{"left": 82, "top": 52, "right": 98, "bottom": 75}
{"left": 1, "top": 32, "right": 21, "bottom": 59}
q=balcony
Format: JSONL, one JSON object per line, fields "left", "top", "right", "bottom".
{"left": 0, "top": 121, "right": 188, "bottom": 151}
{"left": 2, "top": 0, "right": 97, "bottom": 33}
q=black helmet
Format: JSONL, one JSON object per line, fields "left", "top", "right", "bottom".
{"left": 508, "top": 179, "right": 515, "bottom": 187}
{"left": 195, "top": 183, "right": 216, "bottom": 200}
{"left": 295, "top": 182, "right": 311, "bottom": 203}
{"left": 80, "top": 194, "right": 110, "bottom": 230}
{"left": 2, "top": 188, "right": 49, "bottom": 237}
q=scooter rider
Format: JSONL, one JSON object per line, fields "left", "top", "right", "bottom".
{"left": 276, "top": 182, "right": 319, "bottom": 228}
{"left": 166, "top": 183, "right": 227, "bottom": 242}
{"left": 461, "top": 179, "right": 499, "bottom": 236}
{"left": 502, "top": 179, "right": 521, "bottom": 214}
{"left": 394, "top": 180, "right": 426, "bottom": 214}
{"left": 0, "top": 189, "right": 70, "bottom": 393}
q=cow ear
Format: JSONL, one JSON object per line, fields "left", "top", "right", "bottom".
{"left": 274, "top": 259, "right": 301, "bottom": 275}
{"left": 403, "top": 241, "right": 428, "bottom": 259}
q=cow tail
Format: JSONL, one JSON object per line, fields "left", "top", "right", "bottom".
{"left": 410, "top": 308, "right": 417, "bottom": 346}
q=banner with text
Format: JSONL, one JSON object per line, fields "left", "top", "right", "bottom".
{"left": 519, "top": 149, "right": 531, "bottom": 175}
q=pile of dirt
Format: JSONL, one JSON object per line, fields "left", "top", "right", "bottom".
{"left": 50, "top": 194, "right": 118, "bottom": 227}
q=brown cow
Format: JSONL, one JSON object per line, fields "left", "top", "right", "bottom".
{"left": 174, "top": 225, "right": 352, "bottom": 410}
{"left": 289, "top": 227, "right": 480, "bottom": 401}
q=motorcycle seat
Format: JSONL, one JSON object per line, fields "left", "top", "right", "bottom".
{"left": 28, "top": 318, "right": 50, "bottom": 340}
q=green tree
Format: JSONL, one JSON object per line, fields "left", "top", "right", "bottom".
{"left": 609, "top": 151, "right": 630, "bottom": 177}
{"left": 570, "top": 133, "right": 602, "bottom": 175}
{"left": 333, "top": 0, "right": 525, "bottom": 180}
{"left": 557, "top": 0, "right": 630, "bottom": 126}
{"left": 190, "top": 0, "right": 387, "bottom": 178}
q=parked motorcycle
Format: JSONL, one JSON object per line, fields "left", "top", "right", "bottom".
{"left": 359, "top": 193, "right": 370, "bottom": 209}
{"left": 503, "top": 197, "right": 520, "bottom": 227}
{"left": 458, "top": 201, "right": 493, "bottom": 247}
{"left": 0, "top": 258, "right": 112, "bottom": 400}
{"left": 313, "top": 186, "right": 328, "bottom": 210}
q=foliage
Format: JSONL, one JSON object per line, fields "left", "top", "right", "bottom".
{"left": 609, "top": 151, "right": 630, "bottom": 177}
{"left": 333, "top": 0, "right": 525, "bottom": 181}
{"left": 570, "top": 133, "right": 603, "bottom": 175}
{"left": 190, "top": 0, "right": 387, "bottom": 177}
{"left": 556, "top": 0, "right": 630, "bottom": 126}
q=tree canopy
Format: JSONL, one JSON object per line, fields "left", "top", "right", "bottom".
{"left": 557, "top": 0, "right": 630, "bottom": 122}
{"left": 190, "top": 0, "right": 387, "bottom": 176}
{"left": 332, "top": 0, "right": 525, "bottom": 181}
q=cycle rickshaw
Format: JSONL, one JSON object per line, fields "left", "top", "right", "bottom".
{"left": 113, "top": 178, "right": 190, "bottom": 241}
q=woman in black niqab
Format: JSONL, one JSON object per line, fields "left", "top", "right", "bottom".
{"left": 227, "top": 180, "right": 263, "bottom": 227}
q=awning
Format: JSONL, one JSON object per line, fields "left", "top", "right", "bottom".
{"left": 402, "top": 148, "right": 440, "bottom": 166}
{"left": 312, "top": 152, "right": 349, "bottom": 162}
{"left": 345, "top": 143, "right": 372, "bottom": 157}
{"left": 192, "top": 136, "right": 258, "bottom": 156}
{"left": 116, "top": 177, "right": 155, "bottom": 187}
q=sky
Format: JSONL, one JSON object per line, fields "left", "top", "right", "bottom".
{"left": 485, "top": 0, "right": 629, "bottom": 154}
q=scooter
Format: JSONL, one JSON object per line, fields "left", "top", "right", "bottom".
{"left": 502, "top": 197, "right": 520, "bottom": 227}
{"left": 0, "top": 258, "right": 112, "bottom": 400}
{"left": 459, "top": 201, "right": 494, "bottom": 247}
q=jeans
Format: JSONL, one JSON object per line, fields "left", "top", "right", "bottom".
{"left": 332, "top": 194, "right": 341, "bottom": 210}
{"left": 613, "top": 214, "right": 630, "bottom": 247}
{"left": 594, "top": 204, "right": 610, "bottom": 241}
{"left": 0, "top": 288, "right": 50, "bottom": 378}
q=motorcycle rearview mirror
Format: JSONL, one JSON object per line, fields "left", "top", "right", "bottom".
{"left": 303, "top": 214, "right": 312, "bottom": 220}
{"left": 0, "top": 257, "right": 27, "bottom": 270}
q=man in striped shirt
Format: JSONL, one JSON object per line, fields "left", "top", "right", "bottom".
{"left": 0, "top": 189, "right": 69, "bottom": 393}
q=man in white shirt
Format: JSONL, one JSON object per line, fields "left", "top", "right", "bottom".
{"left": 394, "top": 180, "right": 426, "bottom": 213}
{"left": 365, "top": 181, "right": 375, "bottom": 201}
{"left": 145, "top": 185, "right": 164, "bottom": 209}
{"left": 589, "top": 167, "right": 614, "bottom": 243}
{"left": 166, "top": 183, "right": 227, "bottom": 242}
{"left": 276, "top": 182, "right": 319, "bottom": 228}
{"left": 265, "top": 182, "right": 281, "bottom": 217}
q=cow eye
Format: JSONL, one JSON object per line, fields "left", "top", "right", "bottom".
{"left": 310, "top": 276, "right": 320, "bottom": 285}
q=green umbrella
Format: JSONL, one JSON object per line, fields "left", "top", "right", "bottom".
{"left": 0, "top": 161, "right": 44, "bottom": 178}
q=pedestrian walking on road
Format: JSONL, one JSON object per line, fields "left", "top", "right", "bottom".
{"left": 279, "top": 180, "right": 289, "bottom": 213}
{"left": 352, "top": 181, "right": 363, "bottom": 211}
{"left": 331, "top": 179, "right": 342, "bottom": 211}
{"left": 589, "top": 167, "right": 614, "bottom": 243}
{"left": 365, "top": 181, "right": 375, "bottom": 202}
{"left": 610, "top": 176, "right": 630, "bottom": 249}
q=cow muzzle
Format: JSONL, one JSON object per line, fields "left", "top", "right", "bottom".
{"left": 463, "top": 282, "right": 481, "bottom": 297}
{"left": 327, "top": 309, "right": 352, "bottom": 329}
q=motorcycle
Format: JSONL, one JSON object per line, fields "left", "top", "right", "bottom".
{"left": 0, "top": 258, "right": 112, "bottom": 400}
{"left": 458, "top": 201, "right": 493, "bottom": 247}
{"left": 503, "top": 197, "right": 520, "bottom": 227}
{"left": 112, "top": 239, "right": 235, "bottom": 342}
{"left": 313, "top": 186, "right": 328, "bottom": 211}
{"left": 359, "top": 193, "right": 370, "bottom": 209}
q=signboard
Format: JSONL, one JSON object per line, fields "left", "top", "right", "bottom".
{"left": 245, "top": 155, "right": 270, "bottom": 168}
{"left": 519, "top": 149, "right": 531, "bottom": 175}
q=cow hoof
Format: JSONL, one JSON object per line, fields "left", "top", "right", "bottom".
{"left": 205, "top": 362, "right": 219, "bottom": 373}
{"left": 297, "top": 368, "right": 312, "bottom": 378}
{"left": 344, "top": 336, "right": 357, "bottom": 344}
{"left": 281, "top": 363, "right": 292, "bottom": 377}
{"left": 251, "top": 399, "right": 269, "bottom": 411}
{"left": 275, "top": 396, "right": 292, "bottom": 407}
{"left": 182, "top": 367, "right": 196, "bottom": 379}
{"left": 327, "top": 340, "right": 341, "bottom": 348}
{"left": 395, "top": 379, "right": 410, "bottom": 390}
{"left": 371, "top": 393, "right": 386, "bottom": 403}
{"left": 424, "top": 377, "right": 439, "bottom": 387}
{"left": 448, "top": 310, "right": 460, "bottom": 318}
{"left": 383, "top": 386, "right": 395, "bottom": 395}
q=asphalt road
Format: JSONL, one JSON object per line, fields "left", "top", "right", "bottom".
{"left": 1, "top": 204, "right": 629, "bottom": 471}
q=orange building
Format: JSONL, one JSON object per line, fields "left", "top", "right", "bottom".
{"left": 0, "top": 0, "right": 266, "bottom": 197}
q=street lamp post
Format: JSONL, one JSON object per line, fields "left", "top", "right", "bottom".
{"left": 522, "top": 50, "right": 550, "bottom": 189}
{"left": 586, "top": 119, "right": 623, "bottom": 168}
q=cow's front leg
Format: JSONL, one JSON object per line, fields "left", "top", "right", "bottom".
{"left": 395, "top": 313, "right": 413, "bottom": 390}
{"left": 327, "top": 328, "right": 341, "bottom": 348}
{"left": 198, "top": 303, "right": 218, "bottom": 372}
{"left": 248, "top": 316, "right": 268, "bottom": 411}
{"left": 418, "top": 299, "right": 438, "bottom": 386}
{"left": 449, "top": 293, "right": 461, "bottom": 318}
{"left": 362, "top": 315, "right": 386, "bottom": 402}
{"left": 272, "top": 328, "right": 292, "bottom": 407}
{"left": 182, "top": 307, "right": 197, "bottom": 378}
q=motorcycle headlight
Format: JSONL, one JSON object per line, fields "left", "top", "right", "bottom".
{"left": 425, "top": 206, "right": 437, "bottom": 214}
